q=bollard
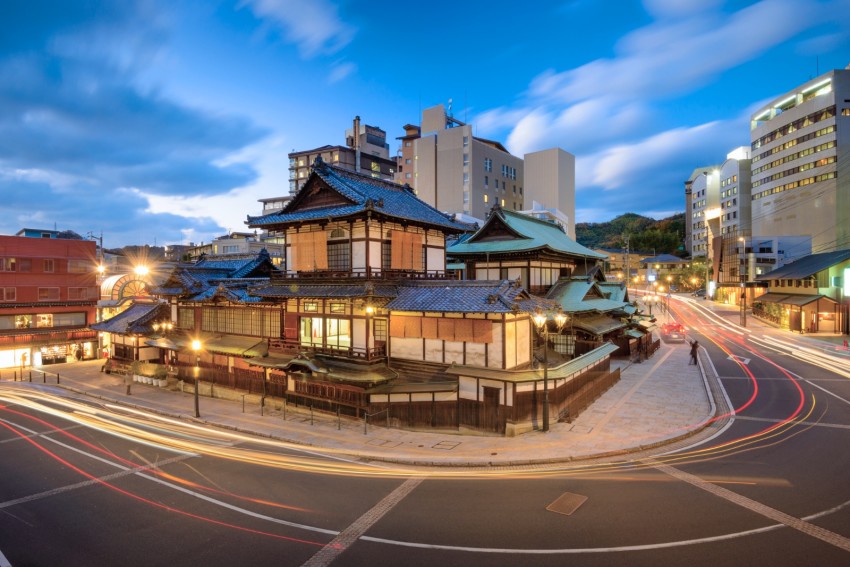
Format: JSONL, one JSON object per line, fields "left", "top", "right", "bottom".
{"left": 282, "top": 398, "right": 287, "bottom": 420}
{"left": 337, "top": 406, "right": 341, "bottom": 430}
{"left": 260, "top": 396, "right": 264, "bottom": 417}
{"left": 241, "top": 394, "right": 246, "bottom": 413}
{"left": 310, "top": 405, "right": 314, "bottom": 426}
{"left": 29, "top": 371, "right": 32, "bottom": 382}
{"left": 56, "top": 373, "right": 60, "bottom": 385}
{"left": 364, "top": 414, "right": 368, "bottom": 435}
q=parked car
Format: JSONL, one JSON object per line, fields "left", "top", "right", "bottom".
{"left": 660, "top": 322, "right": 687, "bottom": 342}
{"left": 692, "top": 289, "right": 706, "bottom": 298}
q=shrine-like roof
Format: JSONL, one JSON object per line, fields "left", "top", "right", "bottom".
{"left": 546, "top": 277, "right": 631, "bottom": 314}
{"left": 447, "top": 206, "right": 606, "bottom": 260}
{"left": 246, "top": 158, "right": 473, "bottom": 233}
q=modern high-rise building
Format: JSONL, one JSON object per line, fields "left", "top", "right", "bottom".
{"left": 687, "top": 165, "right": 720, "bottom": 259}
{"left": 288, "top": 116, "right": 395, "bottom": 195}
{"left": 717, "top": 146, "right": 752, "bottom": 239}
{"left": 749, "top": 66, "right": 850, "bottom": 254}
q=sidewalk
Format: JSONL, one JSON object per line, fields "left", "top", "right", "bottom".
{"left": 2, "top": 344, "right": 716, "bottom": 468}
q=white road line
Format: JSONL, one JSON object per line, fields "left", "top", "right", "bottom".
{"left": 651, "top": 460, "right": 850, "bottom": 552}
{"left": 301, "top": 477, "right": 425, "bottom": 566}
{"left": 0, "top": 548, "right": 10, "bottom": 567}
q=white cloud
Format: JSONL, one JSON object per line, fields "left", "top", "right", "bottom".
{"left": 327, "top": 61, "right": 356, "bottom": 84}
{"left": 242, "top": 0, "right": 355, "bottom": 58}
{"left": 142, "top": 136, "right": 291, "bottom": 243}
{"left": 529, "top": 0, "right": 819, "bottom": 106}
{"left": 585, "top": 122, "right": 721, "bottom": 190}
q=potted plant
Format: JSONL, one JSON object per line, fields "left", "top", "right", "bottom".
{"left": 130, "top": 361, "right": 144, "bottom": 383}
{"left": 154, "top": 365, "right": 168, "bottom": 388}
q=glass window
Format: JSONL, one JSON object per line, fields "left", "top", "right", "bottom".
{"left": 68, "top": 260, "right": 90, "bottom": 273}
{"left": 68, "top": 288, "right": 89, "bottom": 300}
{"left": 1, "top": 287, "right": 14, "bottom": 301}
{"left": 38, "top": 287, "right": 59, "bottom": 301}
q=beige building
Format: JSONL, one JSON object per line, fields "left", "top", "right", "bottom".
{"left": 749, "top": 66, "right": 850, "bottom": 254}
{"left": 410, "top": 104, "right": 525, "bottom": 219}
{"left": 400, "top": 104, "right": 577, "bottom": 226}
{"left": 524, "top": 148, "right": 576, "bottom": 238}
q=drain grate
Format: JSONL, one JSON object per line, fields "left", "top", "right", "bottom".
{"left": 546, "top": 492, "right": 588, "bottom": 516}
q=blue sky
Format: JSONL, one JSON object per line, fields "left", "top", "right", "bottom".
{"left": 2, "top": 0, "right": 849, "bottom": 248}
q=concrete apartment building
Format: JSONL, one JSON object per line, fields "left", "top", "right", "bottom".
{"left": 407, "top": 104, "right": 525, "bottom": 220}
{"left": 398, "top": 104, "right": 577, "bottom": 234}
{"left": 288, "top": 117, "right": 396, "bottom": 195}
{"left": 749, "top": 66, "right": 850, "bottom": 254}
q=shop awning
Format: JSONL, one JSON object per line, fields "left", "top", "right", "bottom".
{"left": 780, "top": 294, "right": 829, "bottom": 306}
{"left": 624, "top": 329, "right": 644, "bottom": 338}
{"left": 144, "top": 337, "right": 186, "bottom": 351}
{"left": 752, "top": 293, "right": 791, "bottom": 304}
{"left": 204, "top": 336, "right": 268, "bottom": 357}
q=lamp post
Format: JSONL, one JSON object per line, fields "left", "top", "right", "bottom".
{"left": 739, "top": 236, "right": 747, "bottom": 328}
{"left": 532, "top": 309, "right": 568, "bottom": 432}
{"left": 192, "top": 339, "right": 202, "bottom": 418}
{"left": 646, "top": 293, "right": 658, "bottom": 318}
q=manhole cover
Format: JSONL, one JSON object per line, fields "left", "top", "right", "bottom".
{"left": 546, "top": 492, "right": 588, "bottom": 516}
{"left": 432, "top": 441, "right": 460, "bottom": 450}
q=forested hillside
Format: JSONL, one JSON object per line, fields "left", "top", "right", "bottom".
{"left": 576, "top": 212, "right": 686, "bottom": 256}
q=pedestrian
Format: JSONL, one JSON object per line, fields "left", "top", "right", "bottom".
{"left": 689, "top": 339, "right": 699, "bottom": 365}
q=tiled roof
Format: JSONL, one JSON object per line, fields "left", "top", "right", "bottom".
{"left": 249, "top": 282, "right": 399, "bottom": 300}
{"left": 447, "top": 206, "right": 606, "bottom": 259}
{"left": 572, "top": 314, "right": 627, "bottom": 336}
{"left": 385, "top": 280, "right": 556, "bottom": 313}
{"left": 90, "top": 302, "right": 169, "bottom": 334}
{"left": 150, "top": 250, "right": 277, "bottom": 302}
{"left": 755, "top": 249, "right": 850, "bottom": 281}
{"left": 246, "top": 159, "right": 473, "bottom": 233}
{"left": 546, "top": 278, "right": 630, "bottom": 314}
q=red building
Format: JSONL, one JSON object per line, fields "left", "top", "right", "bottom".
{"left": 0, "top": 234, "right": 99, "bottom": 368}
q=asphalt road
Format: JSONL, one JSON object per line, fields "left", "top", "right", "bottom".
{"left": 1, "top": 298, "right": 849, "bottom": 566}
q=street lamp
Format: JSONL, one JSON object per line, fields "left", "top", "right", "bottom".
{"left": 532, "top": 309, "right": 568, "bottom": 432}
{"left": 192, "top": 339, "right": 202, "bottom": 418}
{"left": 645, "top": 294, "right": 658, "bottom": 319}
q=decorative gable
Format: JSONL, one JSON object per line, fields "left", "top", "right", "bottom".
{"left": 285, "top": 178, "right": 356, "bottom": 214}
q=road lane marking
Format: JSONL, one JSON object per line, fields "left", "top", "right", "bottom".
{"left": 649, "top": 460, "right": 850, "bottom": 553}
{"left": 732, "top": 415, "right": 850, "bottom": 430}
{"left": 301, "top": 477, "right": 425, "bottom": 566}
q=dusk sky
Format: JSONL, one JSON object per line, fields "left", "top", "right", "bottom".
{"left": 2, "top": 0, "right": 849, "bottom": 248}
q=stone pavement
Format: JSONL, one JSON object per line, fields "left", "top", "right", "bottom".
{"left": 2, "top": 298, "right": 844, "bottom": 468}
